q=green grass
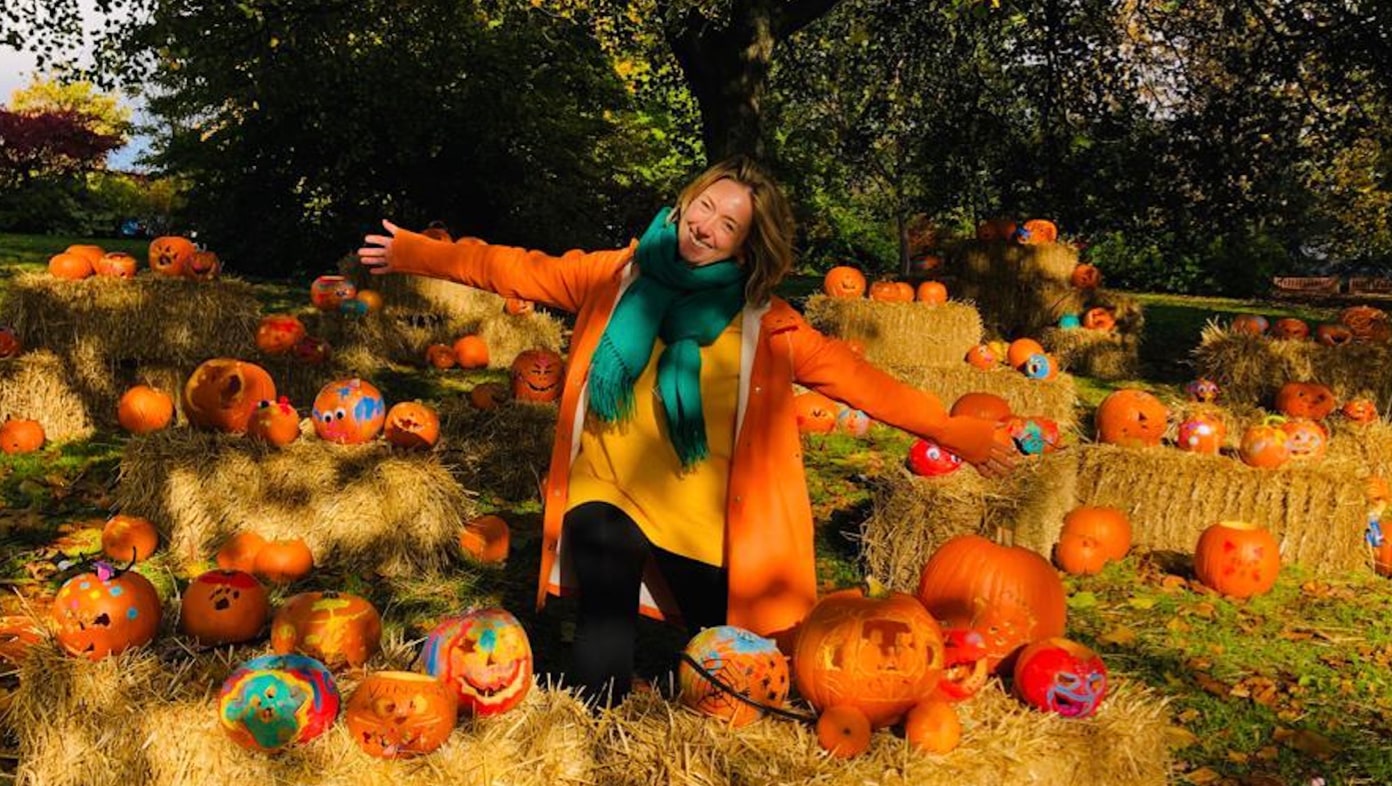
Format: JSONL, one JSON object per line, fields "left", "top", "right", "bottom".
{"left": 0, "top": 232, "right": 148, "bottom": 270}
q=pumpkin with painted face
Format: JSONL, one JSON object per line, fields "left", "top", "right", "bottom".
{"left": 1095, "top": 389, "right": 1168, "bottom": 448}
{"left": 95, "top": 251, "right": 138, "bottom": 279}
{"left": 1021, "top": 353, "right": 1057, "bottom": 381}
{"left": 907, "top": 438, "right": 963, "bottom": 477}
{"left": 148, "top": 236, "right": 195, "bottom": 277}
{"left": 1342, "top": 398, "right": 1379, "bottom": 425}
{"left": 678, "top": 625, "right": 790, "bottom": 727}
{"left": 823, "top": 266, "right": 867, "bottom": 299}
{"left": 255, "top": 315, "right": 306, "bottom": 355}
{"left": 421, "top": 608, "right": 533, "bottom": 717}
{"left": 183, "top": 358, "right": 276, "bottom": 434}
{"left": 1194, "top": 520, "right": 1280, "bottom": 598}
{"left": 1012, "top": 638, "right": 1108, "bottom": 718}
{"left": 509, "top": 348, "right": 564, "bottom": 403}
{"left": 384, "top": 401, "right": 440, "bottom": 450}
{"left": 1176, "top": 411, "right": 1226, "bottom": 454}
{"left": 1184, "top": 378, "right": 1220, "bottom": 403}
{"left": 310, "top": 275, "right": 357, "bottom": 311}
{"left": 964, "top": 344, "right": 997, "bottom": 369}
{"left": 312, "top": 378, "right": 386, "bottom": 444}
{"left": 271, "top": 591, "right": 382, "bottom": 670}
{"left": 1281, "top": 418, "right": 1328, "bottom": 461}
{"left": 50, "top": 563, "right": 162, "bottom": 660}
{"left": 1271, "top": 318, "right": 1309, "bottom": 341}
{"left": 218, "top": 653, "right": 340, "bottom": 753}
{"left": 248, "top": 397, "right": 301, "bottom": 447}
{"left": 794, "top": 391, "right": 838, "bottom": 435}
{"left": 1001, "top": 415, "right": 1061, "bottom": 455}
{"left": 346, "top": 671, "right": 459, "bottom": 759}
{"left": 1275, "top": 381, "right": 1336, "bottom": 421}
{"left": 1082, "top": 308, "right": 1115, "bottom": 331}
{"left": 179, "top": 569, "right": 270, "bottom": 645}
{"left": 835, "top": 405, "right": 872, "bottom": 437}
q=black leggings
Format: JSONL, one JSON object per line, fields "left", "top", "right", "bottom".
{"left": 564, "top": 501, "right": 728, "bottom": 706}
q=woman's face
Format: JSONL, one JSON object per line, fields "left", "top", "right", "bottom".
{"left": 678, "top": 178, "right": 753, "bottom": 266}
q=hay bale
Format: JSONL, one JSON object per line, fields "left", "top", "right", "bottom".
{"left": 1040, "top": 328, "right": 1140, "bottom": 380}
{"left": 888, "top": 363, "right": 1079, "bottom": 430}
{"left": 0, "top": 349, "right": 97, "bottom": 441}
{"left": 1326, "top": 420, "right": 1392, "bottom": 479}
{"left": 5, "top": 272, "right": 261, "bottom": 367}
{"left": 1192, "top": 324, "right": 1392, "bottom": 408}
{"left": 862, "top": 452, "right": 1078, "bottom": 593}
{"left": 803, "top": 295, "right": 983, "bottom": 370}
{"left": 942, "top": 240, "right": 1085, "bottom": 336}
{"left": 1075, "top": 444, "right": 1368, "bottom": 575}
{"left": 114, "top": 429, "right": 475, "bottom": 578}
{"left": 438, "top": 397, "right": 558, "bottom": 503}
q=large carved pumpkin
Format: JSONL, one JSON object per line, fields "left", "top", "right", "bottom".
{"left": 255, "top": 315, "right": 307, "bottom": 355}
{"left": 218, "top": 653, "right": 340, "bottom": 753}
{"left": 312, "top": 378, "right": 387, "bottom": 444}
{"left": 1095, "top": 389, "right": 1168, "bottom": 448}
{"left": 916, "top": 535, "right": 1067, "bottom": 673}
{"left": 117, "top": 385, "right": 174, "bottom": 434}
{"left": 1339, "top": 305, "right": 1389, "bottom": 342}
{"left": 183, "top": 358, "right": 276, "bottom": 433}
{"left": 384, "top": 401, "right": 440, "bottom": 450}
{"left": 1194, "top": 521, "right": 1280, "bottom": 598}
{"left": 149, "top": 236, "right": 195, "bottom": 277}
{"left": 823, "top": 266, "right": 867, "bottom": 299}
{"left": 678, "top": 625, "right": 789, "bottom": 727}
{"left": 1012, "top": 638, "right": 1109, "bottom": 718}
{"left": 95, "top": 251, "right": 138, "bottom": 279}
{"left": 0, "top": 418, "right": 44, "bottom": 454}
{"left": 792, "top": 588, "right": 944, "bottom": 729}
{"left": 271, "top": 591, "right": 382, "bottom": 670}
{"left": 1275, "top": 381, "right": 1336, "bottom": 421}
{"left": 510, "top": 348, "right": 564, "bottom": 403}
{"left": 179, "top": 569, "right": 270, "bottom": 645}
{"left": 50, "top": 564, "right": 162, "bottom": 660}
{"left": 421, "top": 608, "right": 533, "bottom": 717}
{"left": 346, "top": 671, "right": 459, "bottom": 758}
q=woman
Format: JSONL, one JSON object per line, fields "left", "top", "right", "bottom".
{"left": 359, "top": 156, "right": 1015, "bottom": 706}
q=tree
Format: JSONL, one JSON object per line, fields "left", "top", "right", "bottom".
{"left": 0, "top": 109, "right": 120, "bottom": 189}
{"left": 10, "top": 76, "right": 133, "bottom": 141}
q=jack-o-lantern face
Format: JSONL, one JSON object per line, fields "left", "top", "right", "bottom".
{"left": 510, "top": 348, "right": 564, "bottom": 403}
{"left": 180, "top": 569, "right": 270, "bottom": 645}
{"left": 678, "top": 625, "right": 789, "bottom": 727}
{"left": 255, "top": 315, "right": 307, "bottom": 355}
{"left": 932, "top": 628, "right": 990, "bottom": 703}
{"left": 835, "top": 405, "right": 871, "bottom": 436}
{"left": 346, "top": 672, "right": 459, "bottom": 758}
{"left": 907, "top": 438, "right": 963, "bottom": 476}
{"left": 1316, "top": 323, "right": 1354, "bottom": 347}
{"left": 1230, "top": 314, "right": 1269, "bottom": 336}
{"left": 0, "top": 326, "right": 21, "bottom": 358}
{"left": 1095, "top": 389, "right": 1168, "bottom": 448}
{"left": 1176, "top": 412, "right": 1226, "bottom": 454}
{"left": 186, "top": 250, "right": 221, "bottom": 280}
{"left": 964, "top": 344, "right": 997, "bottom": 369}
{"left": 1082, "top": 308, "right": 1115, "bottom": 331}
{"left": 421, "top": 608, "right": 533, "bottom": 717}
{"left": 1281, "top": 418, "right": 1327, "bottom": 461}
{"left": 271, "top": 591, "right": 383, "bottom": 670}
{"left": 312, "top": 378, "right": 386, "bottom": 444}
{"left": 1275, "top": 381, "right": 1336, "bottom": 421}
{"left": 310, "top": 275, "right": 357, "bottom": 311}
{"left": 1021, "top": 352, "right": 1057, "bottom": 381}
{"left": 183, "top": 358, "right": 277, "bottom": 433}
{"left": 248, "top": 397, "right": 301, "bottom": 447}
{"left": 384, "top": 401, "right": 440, "bottom": 449}
{"left": 50, "top": 564, "right": 162, "bottom": 660}
{"left": 1271, "top": 318, "right": 1309, "bottom": 341}
{"left": 823, "top": 266, "right": 866, "bottom": 299}
{"left": 794, "top": 391, "right": 838, "bottom": 435}
{"left": 95, "top": 252, "right": 139, "bottom": 279}
{"left": 1342, "top": 398, "right": 1379, "bottom": 424}
{"left": 218, "top": 653, "right": 340, "bottom": 753}
{"left": 868, "top": 281, "right": 903, "bottom": 302}
{"left": 293, "top": 336, "right": 332, "bottom": 365}
{"left": 1185, "top": 378, "right": 1220, "bottom": 403}
{"left": 1339, "top": 306, "right": 1390, "bottom": 342}
{"left": 503, "top": 297, "right": 534, "bottom": 316}
{"left": 148, "top": 236, "right": 195, "bottom": 277}
{"left": 1012, "top": 638, "right": 1108, "bottom": 718}
{"left": 1070, "top": 264, "right": 1101, "bottom": 290}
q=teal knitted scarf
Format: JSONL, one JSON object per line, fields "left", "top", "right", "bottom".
{"left": 587, "top": 207, "right": 747, "bottom": 468}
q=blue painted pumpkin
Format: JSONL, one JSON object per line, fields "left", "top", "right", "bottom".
{"left": 218, "top": 653, "right": 340, "bottom": 753}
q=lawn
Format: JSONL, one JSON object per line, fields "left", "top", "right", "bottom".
{"left": 1, "top": 234, "right": 1390, "bottom": 785}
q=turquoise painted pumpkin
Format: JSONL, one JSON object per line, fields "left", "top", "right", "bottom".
{"left": 421, "top": 608, "right": 533, "bottom": 717}
{"left": 218, "top": 653, "right": 340, "bottom": 753}
{"left": 312, "top": 378, "right": 386, "bottom": 444}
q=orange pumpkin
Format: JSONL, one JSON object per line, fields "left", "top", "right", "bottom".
{"left": 868, "top": 281, "right": 903, "bottom": 302}
{"left": 149, "top": 236, "right": 195, "bottom": 276}
{"left": 1082, "top": 307, "right": 1115, "bottom": 331}
{"left": 510, "top": 348, "right": 564, "bottom": 403}
{"left": 794, "top": 391, "right": 839, "bottom": 434}
{"left": 1230, "top": 314, "right": 1269, "bottom": 336}
{"left": 272, "top": 590, "right": 382, "bottom": 670}
{"left": 421, "top": 609, "right": 533, "bottom": 717}
{"left": 1176, "top": 411, "right": 1226, "bottom": 454}
{"left": 384, "top": 401, "right": 440, "bottom": 450}
{"left": 1281, "top": 418, "right": 1328, "bottom": 461}
{"left": 50, "top": 565, "right": 162, "bottom": 660}
{"left": 1006, "top": 338, "right": 1046, "bottom": 369}
{"left": 469, "top": 381, "right": 512, "bottom": 410}
{"left": 1060, "top": 506, "right": 1131, "bottom": 562}
{"left": 1275, "top": 381, "right": 1336, "bottom": 421}
{"left": 903, "top": 699, "right": 961, "bottom": 754}
{"left": 0, "top": 325, "right": 22, "bottom": 358}
{"left": 915, "top": 281, "right": 948, "bottom": 305}
{"left": 346, "top": 671, "right": 459, "bottom": 759}
{"left": 1316, "top": 323, "right": 1353, "bottom": 347}
{"left": 101, "top": 514, "right": 159, "bottom": 563}
{"left": 355, "top": 289, "right": 384, "bottom": 313}
{"left": 1095, "top": 389, "right": 1168, "bottom": 448}
{"left": 677, "top": 625, "right": 789, "bottom": 727}
{"left": 976, "top": 218, "right": 1017, "bottom": 241}
{"left": 1070, "top": 264, "right": 1101, "bottom": 289}
{"left": 1339, "top": 306, "right": 1389, "bottom": 342}
{"left": 823, "top": 266, "right": 867, "bottom": 299}
{"left": 1194, "top": 521, "right": 1280, "bottom": 598}
{"left": 893, "top": 281, "right": 915, "bottom": 301}
{"left": 186, "top": 249, "right": 221, "bottom": 280}
{"left": 1271, "top": 318, "right": 1309, "bottom": 341}
{"left": 916, "top": 534, "right": 1067, "bottom": 673}
{"left": 459, "top": 514, "right": 510, "bottom": 564}
{"left": 247, "top": 397, "right": 301, "bottom": 447}
{"left": 425, "top": 344, "right": 457, "bottom": 370}
{"left": 179, "top": 569, "right": 270, "bottom": 645}
{"left": 452, "top": 335, "right": 489, "bottom": 369}
{"left": 252, "top": 538, "right": 315, "bottom": 584}
{"left": 48, "top": 252, "right": 94, "bottom": 280}
{"left": 64, "top": 244, "right": 104, "bottom": 264}
{"left": 95, "top": 251, "right": 138, "bottom": 278}
{"left": 792, "top": 588, "right": 944, "bottom": 729}
{"left": 1238, "top": 418, "right": 1290, "bottom": 469}
{"left": 312, "top": 378, "right": 387, "bottom": 444}
{"left": 216, "top": 531, "right": 268, "bottom": 573}
{"left": 255, "top": 315, "right": 307, "bottom": 355}
{"left": 964, "top": 344, "right": 997, "bottom": 369}
{"left": 183, "top": 358, "right": 276, "bottom": 433}
{"left": 950, "top": 392, "right": 1011, "bottom": 422}
{"left": 0, "top": 418, "right": 44, "bottom": 454}
{"left": 503, "top": 297, "right": 534, "bottom": 316}
{"left": 817, "top": 704, "right": 872, "bottom": 758}
{"left": 310, "top": 275, "right": 357, "bottom": 311}
{"left": 1342, "top": 398, "right": 1380, "bottom": 425}
{"left": 117, "top": 385, "right": 175, "bottom": 434}
{"left": 1018, "top": 219, "right": 1058, "bottom": 245}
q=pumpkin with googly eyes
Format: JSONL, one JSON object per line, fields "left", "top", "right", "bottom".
{"left": 312, "top": 378, "right": 386, "bottom": 444}
{"left": 907, "top": 438, "right": 963, "bottom": 477}
{"left": 248, "top": 397, "right": 301, "bottom": 447}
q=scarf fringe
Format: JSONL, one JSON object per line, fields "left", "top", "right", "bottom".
{"left": 586, "top": 336, "right": 638, "bottom": 423}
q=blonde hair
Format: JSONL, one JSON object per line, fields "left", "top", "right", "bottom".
{"left": 675, "top": 155, "right": 795, "bottom": 306}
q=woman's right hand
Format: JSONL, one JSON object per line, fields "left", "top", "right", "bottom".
{"left": 357, "top": 219, "right": 402, "bottom": 275}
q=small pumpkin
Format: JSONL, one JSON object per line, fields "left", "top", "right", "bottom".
{"left": 183, "top": 358, "right": 276, "bottom": 433}
{"left": 1012, "top": 638, "right": 1109, "bottom": 718}
{"left": 312, "top": 378, "right": 387, "bottom": 444}
{"left": 48, "top": 252, "right": 94, "bottom": 280}
{"left": 452, "top": 335, "right": 489, "bottom": 369}
{"left": 1017, "top": 219, "right": 1058, "bottom": 245}
{"left": 1059, "top": 506, "right": 1131, "bottom": 563}
{"left": 1315, "top": 323, "right": 1354, "bottom": 347}
{"left": 117, "top": 385, "right": 174, "bottom": 434}
{"left": 503, "top": 297, "right": 535, "bottom": 316}
{"left": 218, "top": 654, "right": 340, "bottom": 753}
{"left": 1275, "top": 381, "right": 1336, "bottom": 421}
{"left": 0, "top": 325, "right": 22, "bottom": 358}
{"left": 186, "top": 249, "right": 221, "bottom": 280}
{"left": 794, "top": 391, "right": 838, "bottom": 435}
{"left": 868, "top": 281, "right": 904, "bottom": 302}
{"left": 1184, "top": 378, "right": 1220, "bottom": 403}
{"left": 903, "top": 699, "right": 961, "bottom": 754}
{"left": 469, "top": 381, "right": 512, "bottom": 410}
{"left": 50, "top": 563, "right": 162, "bottom": 660}
{"left": 1070, "top": 264, "right": 1101, "bottom": 289}
{"left": 148, "top": 236, "right": 195, "bottom": 276}
{"left": 915, "top": 280, "right": 947, "bottom": 305}
{"left": 255, "top": 315, "right": 307, "bottom": 355}
{"left": 1020, "top": 352, "right": 1057, "bottom": 381}
{"left": 310, "top": 275, "right": 357, "bottom": 311}
{"left": 1239, "top": 418, "right": 1290, "bottom": 469}
{"left": 0, "top": 418, "right": 44, "bottom": 454}
{"left": 510, "top": 348, "right": 564, "bottom": 403}
{"left": 677, "top": 625, "right": 789, "bottom": 728}
{"left": 384, "top": 401, "right": 440, "bottom": 450}
{"left": 355, "top": 290, "right": 384, "bottom": 313}
{"left": 425, "top": 343, "right": 457, "bottom": 370}
{"left": 216, "top": 531, "right": 268, "bottom": 573}
{"left": 94, "top": 251, "right": 138, "bottom": 278}
{"left": 179, "top": 569, "right": 270, "bottom": 645}
{"left": 964, "top": 344, "right": 997, "bottom": 369}
{"left": 253, "top": 538, "right": 315, "bottom": 584}
{"left": 907, "top": 438, "right": 963, "bottom": 477}
{"left": 1230, "top": 314, "right": 1269, "bottom": 336}
{"left": 421, "top": 608, "right": 533, "bottom": 717}
{"left": 1095, "top": 389, "right": 1168, "bottom": 448}
{"left": 823, "top": 266, "right": 867, "bottom": 299}
{"left": 1342, "top": 397, "right": 1380, "bottom": 425}
{"left": 816, "top": 704, "right": 872, "bottom": 758}
{"left": 1176, "top": 411, "right": 1226, "bottom": 454}
{"left": 1271, "top": 317, "right": 1309, "bottom": 341}
{"left": 1005, "top": 338, "right": 1045, "bottom": 369}
{"left": 459, "top": 514, "right": 510, "bottom": 564}
{"left": 1194, "top": 520, "right": 1280, "bottom": 598}
{"left": 247, "top": 397, "right": 302, "bottom": 447}
{"left": 293, "top": 335, "right": 332, "bottom": 365}
{"left": 1082, "top": 307, "right": 1115, "bottom": 331}
{"left": 346, "top": 671, "right": 459, "bottom": 759}
{"left": 101, "top": 514, "right": 159, "bottom": 563}
{"left": 272, "top": 590, "right": 382, "bottom": 670}
{"left": 835, "top": 405, "right": 872, "bottom": 436}
{"left": 1281, "top": 418, "right": 1328, "bottom": 461}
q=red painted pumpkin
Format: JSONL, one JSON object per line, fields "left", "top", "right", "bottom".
{"left": 677, "top": 625, "right": 789, "bottom": 728}
{"left": 794, "top": 391, "right": 838, "bottom": 435}
{"left": 469, "top": 381, "right": 512, "bottom": 410}
{"left": 149, "top": 236, "right": 195, "bottom": 276}
{"left": 1342, "top": 398, "right": 1379, "bottom": 424}
{"left": 459, "top": 515, "right": 510, "bottom": 564}
{"left": 1275, "top": 381, "right": 1336, "bottom": 421}
{"left": 384, "top": 401, "right": 440, "bottom": 450}
{"left": 1315, "top": 323, "right": 1353, "bottom": 347}
{"left": 503, "top": 297, "right": 535, "bottom": 316}
{"left": 1176, "top": 411, "right": 1226, "bottom": 454}
{"left": 1230, "top": 314, "right": 1269, "bottom": 336}
{"left": 101, "top": 514, "right": 159, "bottom": 563}
{"left": 1095, "top": 389, "right": 1168, "bottom": 448}
{"left": 421, "top": 608, "right": 534, "bottom": 717}
{"left": 310, "top": 275, "right": 357, "bottom": 311}
{"left": 50, "top": 564, "right": 162, "bottom": 660}
{"left": 255, "top": 315, "right": 307, "bottom": 355}
{"left": 248, "top": 397, "right": 301, "bottom": 447}
{"left": 1239, "top": 419, "right": 1290, "bottom": 469}
{"left": 916, "top": 535, "right": 1067, "bottom": 673}
{"left": 792, "top": 588, "right": 945, "bottom": 728}
{"left": 452, "top": 335, "right": 489, "bottom": 369}
{"left": 252, "top": 538, "right": 314, "bottom": 584}
{"left": 1271, "top": 318, "right": 1309, "bottom": 341}
{"left": 179, "top": 569, "right": 270, "bottom": 645}
{"left": 1082, "top": 307, "right": 1116, "bottom": 331}
{"left": 272, "top": 591, "right": 382, "bottom": 670}
{"left": 1194, "top": 520, "right": 1280, "bottom": 598}
{"left": 1070, "top": 264, "right": 1101, "bottom": 290}
{"left": 117, "top": 385, "right": 174, "bottom": 434}
{"left": 312, "top": 378, "right": 386, "bottom": 444}
{"left": 0, "top": 418, "right": 44, "bottom": 454}
{"left": 48, "top": 252, "right": 94, "bottom": 280}
{"left": 425, "top": 343, "right": 457, "bottom": 370}
{"left": 929, "top": 628, "right": 990, "bottom": 703}
{"left": 346, "top": 671, "right": 459, "bottom": 759}
{"left": 293, "top": 335, "right": 332, "bottom": 365}
{"left": 183, "top": 359, "right": 276, "bottom": 433}
{"left": 0, "top": 325, "right": 22, "bottom": 358}
{"left": 916, "top": 280, "right": 948, "bottom": 305}
{"left": 1012, "top": 638, "right": 1109, "bottom": 718}
{"left": 1281, "top": 418, "right": 1328, "bottom": 461}
{"left": 510, "top": 348, "right": 564, "bottom": 403}
{"left": 95, "top": 251, "right": 138, "bottom": 278}
{"left": 823, "top": 266, "right": 867, "bottom": 299}
{"left": 216, "top": 531, "right": 267, "bottom": 573}
{"left": 186, "top": 249, "right": 221, "bottom": 280}
{"left": 907, "top": 438, "right": 964, "bottom": 477}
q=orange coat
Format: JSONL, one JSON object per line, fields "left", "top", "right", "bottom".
{"left": 388, "top": 229, "right": 997, "bottom": 649}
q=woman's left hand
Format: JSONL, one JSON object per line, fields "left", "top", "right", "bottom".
{"left": 970, "top": 439, "right": 1018, "bottom": 479}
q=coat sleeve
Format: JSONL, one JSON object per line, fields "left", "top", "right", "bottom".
{"left": 781, "top": 307, "right": 998, "bottom": 465}
{"left": 386, "top": 228, "right": 635, "bottom": 315}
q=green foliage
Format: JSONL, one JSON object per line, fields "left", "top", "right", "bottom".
{"left": 1084, "top": 230, "right": 1204, "bottom": 294}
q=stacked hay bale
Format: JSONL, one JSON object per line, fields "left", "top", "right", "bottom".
{"left": 1192, "top": 322, "right": 1392, "bottom": 408}
{"left": 802, "top": 296, "right": 982, "bottom": 369}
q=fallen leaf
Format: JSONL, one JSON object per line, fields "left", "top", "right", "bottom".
{"left": 1255, "top": 746, "right": 1279, "bottom": 761}
{"left": 1281, "top": 729, "right": 1338, "bottom": 759}
{"left": 1177, "top": 708, "right": 1202, "bottom": 723}
{"left": 1161, "top": 575, "right": 1188, "bottom": 593}
{"left": 1226, "top": 751, "right": 1249, "bottom": 764}
{"left": 1127, "top": 596, "right": 1157, "bottom": 610}
{"left": 1184, "top": 767, "right": 1222, "bottom": 784}
{"left": 1068, "top": 591, "right": 1098, "bottom": 609}
{"left": 1165, "top": 725, "right": 1201, "bottom": 749}
{"left": 1196, "top": 673, "right": 1230, "bottom": 697}
{"left": 1098, "top": 626, "right": 1138, "bottom": 646}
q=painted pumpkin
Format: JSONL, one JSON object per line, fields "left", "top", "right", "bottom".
{"left": 1342, "top": 398, "right": 1379, "bottom": 425}
{"left": 1176, "top": 411, "right": 1226, "bottom": 454}
{"left": 183, "top": 358, "right": 276, "bottom": 433}
{"left": 452, "top": 335, "right": 489, "bottom": 369}
{"left": 835, "top": 405, "right": 872, "bottom": 437}
{"left": 459, "top": 515, "right": 510, "bottom": 564}
{"left": 1006, "top": 338, "right": 1045, "bottom": 369}
{"left": 794, "top": 391, "right": 838, "bottom": 435}
{"left": 469, "top": 381, "right": 512, "bottom": 410}
{"left": 1082, "top": 308, "right": 1115, "bottom": 331}
{"left": 339, "top": 298, "right": 369, "bottom": 317}
{"left": 421, "top": 608, "right": 533, "bottom": 717}
{"left": 346, "top": 671, "right": 459, "bottom": 759}
{"left": 823, "top": 266, "right": 867, "bottom": 299}
{"left": 916, "top": 535, "right": 1067, "bottom": 673}
{"left": 792, "top": 588, "right": 944, "bottom": 729}
{"left": 1000, "top": 415, "right": 1062, "bottom": 455}
{"left": 248, "top": 397, "right": 302, "bottom": 447}
{"left": 1194, "top": 520, "right": 1280, "bottom": 598}
{"left": 1058, "top": 313, "right": 1081, "bottom": 329}
{"left": 976, "top": 218, "right": 1017, "bottom": 241}
{"left": 907, "top": 438, "right": 963, "bottom": 477}
{"left": 0, "top": 325, "right": 22, "bottom": 358}
{"left": 1275, "top": 381, "right": 1336, "bottom": 421}
{"left": 1315, "top": 323, "right": 1353, "bottom": 347}
{"left": 916, "top": 281, "right": 947, "bottom": 305}
{"left": 48, "top": 252, "right": 93, "bottom": 280}
{"left": 310, "top": 275, "right": 357, "bottom": 311}
{"left": 1018, "top": 219, "right": 1058, "bottom": 245}
{"left": 218, "top": 653, "right": 340, "bottom": 753}
{"left": 355, "top": 290, "right": 384, "bottom": 313}
{"left": 0, "top": 418, "right": 44, "bottom": 454}
{"left": 1185, "top": 378, "right": 1220, "bottom": 404}
{"left": 252, "top": 538, "right": 315, "bottom": 584}
{"left": 312, "top": 378, "right": 386, "bottom": 444}
{"left": 1230, "top": 314, "right": 1269, "bottom": 336}
{"left": 116, "top": 385, "right": 174, "bottom": 434}
{"left": 1281, "top": 418, "right": 1328, "bottom": 461}
{"left": 101, "top": 514, "right": 159, "bottom": 563}
{"left": 216, "top": 531, "right": 268, "bottom": 573}
{"left": 510, "top": 348, "right": 564, "bottom": 403}
{"left": 503, "top": 297, "right": 535, "bottom": 316}
{"left": 186, "top": 249, "right": 221, "bottom": 280}
{"left": 95, "top": 251, "right": 138, "bottom": 278}
{"left": 384, "top": 401, "right": 440, "bottom": 450}
{"left": 677, "top": 625, "right": 789, "bottom": 728}
{"left": 179, "top": 569, "right": 270, "bottom": 645}
{"left": 425, "top": 343, "right": 457, "bottom": 370}
{"left": 149, "top": 236, "right": 195, "bottom": 276}
{"left": 1271, "top": 318, "right": 1309, "bottom": 341}
{"left": 1021, "top": 352, "right": 1057, "bottom": 381}
{"left": 50, "top": 564, "right": 162, "bottom": 660}
{"left": 1060, "top": 506, "right": 1131, "bottom": 563}
{"left": 904, "top": 699, "right": 962, "bottom": 754}
{"left": 1339, "top": 305, "right": 1389, "bottom": 342}
{"left": 1012, "top": 638, "right": 1108, "bottom": 718}
{"left": 272, "top": 591, "right": 383, "bottom": 670}
{"left": 1239, "top": 419, "right": 1290, "bottom": 469}
{"left": 1070, "top": 264, "right": 1101, "bottom": 290}
{"left": 930, "top": 628, "right": 989, "bottom": 703}
{"left": 964, "top": 344, "right": 997, "bottom": 369}
{"left": 1095, "top": 389, "right": 1168, "bottom": 448}
{"left": 255, "top": 315, "right": 307, "bottom": 355}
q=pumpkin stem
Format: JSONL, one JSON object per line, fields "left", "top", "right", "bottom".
{"left": 863, "top": 575, "right": 889, "bottom": 599}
